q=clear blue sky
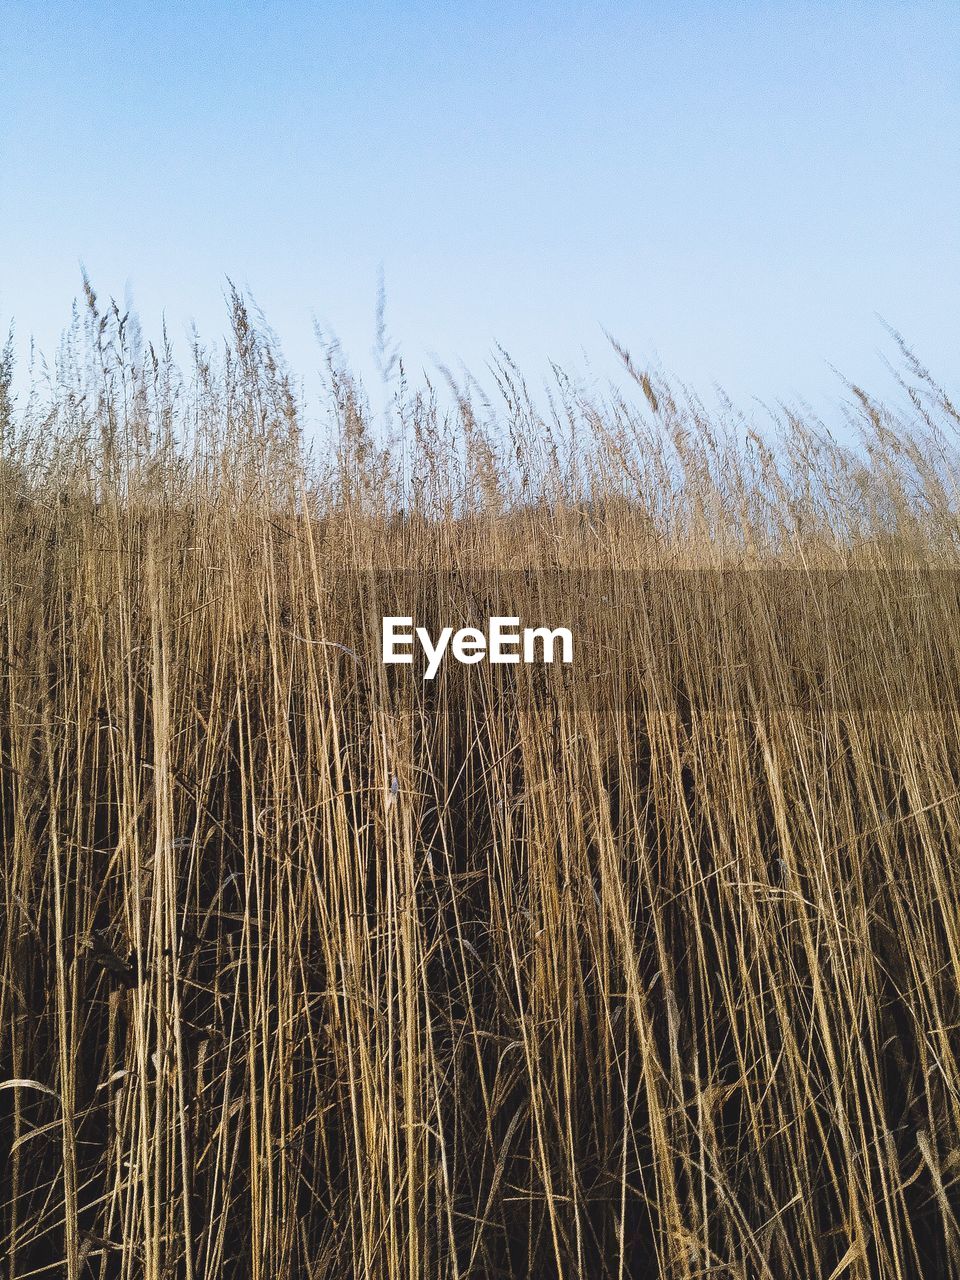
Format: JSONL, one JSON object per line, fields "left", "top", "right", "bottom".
{"left": 2, "top": 1, "right": 958, "bottom": 412}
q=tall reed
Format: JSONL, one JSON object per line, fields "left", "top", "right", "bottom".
{"left": 2, "top": 287, "right": 960, "bottom": 1277}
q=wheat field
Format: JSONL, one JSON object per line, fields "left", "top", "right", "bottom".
{"left": 3, "top": 287, "right": 960, "bottom": 1277}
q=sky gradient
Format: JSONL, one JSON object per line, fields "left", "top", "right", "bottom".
{"left": 2, "top": 1, "right": 958, "bottom": 414}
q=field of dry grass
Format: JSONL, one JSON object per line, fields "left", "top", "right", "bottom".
{"left": 3, "top": 288, "right": 960, "bottom": 1277}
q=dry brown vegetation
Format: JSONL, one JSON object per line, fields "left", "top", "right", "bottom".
{"left": 3, "top": 286, "right": 960, "bottom": 1277}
